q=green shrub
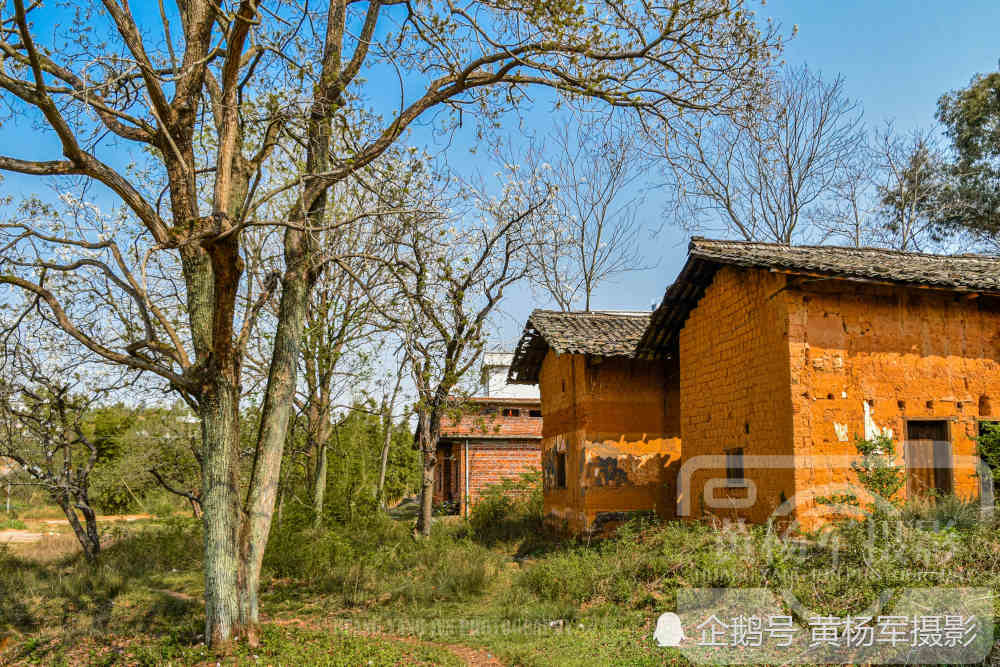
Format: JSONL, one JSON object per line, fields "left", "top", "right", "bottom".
{"left": 263, "top": 510, "right": 501, "bottom": 607}
{"left": 901, "top": 493, "right": 983, "bottom": 530}
{"left": 94, "top": 516, "right": 203, "bottom": 580}
{"left": 976, "top": 421, "right": 1000, "bottom": 493}
{"left": 469, "top": 471, "right": 543, "bottom": 544}
{"left": 851, "top": 434, "right": 906, "bottom": 510}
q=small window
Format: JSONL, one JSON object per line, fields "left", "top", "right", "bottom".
{"left": 529, "top": 409, "right": 542, "bottom": 418}
{"left": 725, "top": 447, "right": 745, "bottom": 487}
{"left": 555, "top": 452, "right": 567, "bottom": 489}
{"left": 481, "top": 406, "right": 498, "bottom": 416}
{"left": 502, "top": 408, "right": 520, "bottom": 417}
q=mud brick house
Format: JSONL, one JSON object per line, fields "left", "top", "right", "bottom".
{"left": 510, "top": 238, "right": 1000, "bottom": 533}
{"left": 506, "top": 311, "right": 682, "bottom": 534}
{"left": 434, "top": 352, "right": 542, "bottom": 516}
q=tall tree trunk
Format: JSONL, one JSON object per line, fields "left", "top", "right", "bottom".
{"left": 240, "top": 257, "right": 313, "bottom": 645}
{"left": 376, "top": 419, "right": 392, "bottom": 509}
{"left": 59, "top": 498, "right": 100, "bottom": 562}
{"left": 200, "top": 376, "right": 243, "bottom": 647}
{"left": 415, "top": 407, "right": 440, "bottom": 536}
{"left": 376, "top": 375, "right": 402, "bottom": 510}
{"left": 417, "top": 447, "right": 436, "bottom": 536}
{"left": 77, "top": 497, "right": 100, "bottom": 559}
{"left": 312, "top": 439, "right": 328, "bottom": 528}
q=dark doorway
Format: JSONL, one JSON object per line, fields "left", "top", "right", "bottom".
{"left": 439, "top": 442, "right": 454, "bottom": 504}
{"left": 905, "top": 420, "right": 953, "bottom": 497}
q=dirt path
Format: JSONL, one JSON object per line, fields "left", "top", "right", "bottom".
{"left": 37, "top": 513, "right": 151, "bottom": 526}
{"left": 273, "top": 617, "right": 505, "bottom": 666}
{"left": 0, "top": 514, "right": 154, "bottom": 545}
{"left": 0, "top": 530, "right": 44, "bottom": 544}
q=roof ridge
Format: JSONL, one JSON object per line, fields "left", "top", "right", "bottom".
{"left": 530, "top": 308, "right": 650, "bottom": 317}
{"left": 690, "top": 237, "right": 1000, "bottom": 261}
{"left": 640, "top": 236, "right": 1000, "bottom": 359}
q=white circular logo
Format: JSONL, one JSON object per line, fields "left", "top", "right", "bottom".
{"left": 653, "top": 612, "right": 685, "bottom": 647}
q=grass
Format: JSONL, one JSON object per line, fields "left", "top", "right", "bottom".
{"left": 2, "top": 492, "right": 1000, "bottom": 665}
{"left": 50, "top": 624, "right": 463, "bottom": 666}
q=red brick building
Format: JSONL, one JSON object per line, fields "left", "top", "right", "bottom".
{"left": 510, "top": 239, "right": 1000, "bottom": 534}
{"left": 434, "top": 353, "right": 542, "bottom": 515}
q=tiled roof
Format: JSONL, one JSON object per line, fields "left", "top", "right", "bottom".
{"left": 687, "top": 237, "right": 1000, "bottom": 292}
{"left": 638, "top": 237, "right": 1000, "bottom": 358}
{"left": 508, "top": 310, "right": 651, "bottom": 384}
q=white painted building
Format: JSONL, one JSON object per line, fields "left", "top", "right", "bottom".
{"left": 480, "top": 351, "right": 540, "bottom": 400}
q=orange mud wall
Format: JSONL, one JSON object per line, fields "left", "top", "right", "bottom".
{"left": 678, "top": 267, "right": 797, "bottom": 526}
{"left": 787, "top": 280, "right": 1000, "bottom": 529}
{"left": 678, "top": 265, "right": 1000, "bottom": 531}
{"left": 538, "top": 350, "right": 681, "bottom": 534}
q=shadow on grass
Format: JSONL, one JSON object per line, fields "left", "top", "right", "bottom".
{"left": 0, "top": 518, "right": 205, "bottom": 663}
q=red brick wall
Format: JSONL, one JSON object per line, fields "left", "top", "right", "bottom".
{"left": 436, "top": 399, "right": 543, "bottom": 512}
{"left": 440, "top": 401, "right": 543, "bottom": 439}
{"left": 465, "top": 440, "right": 541, "bottom": 509}
{"left": 434, "top": 438, "right": 542, "bottom": 512}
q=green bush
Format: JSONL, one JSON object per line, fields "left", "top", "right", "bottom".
{"left": 87, "top": 404, "right": 201, "bottom": 516}
{"left": 851, "top": 434, "right": 906, "bottom": 510}
{"left": 469, "top": 471, "right": 543, "bottom": 544}
{"left": 98, "top": 517, "right": 203, "bottom": 577}
{"left": 901, "top": 493, "right": 983, "bottom": 530}
{"left": 263, "top": 510, "right": 501, "bottom": 607}
{"left": 977, "top": 421, "right": 1000, "bottom": 493}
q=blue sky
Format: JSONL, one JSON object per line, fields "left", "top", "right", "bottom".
{"left": 3, "top": 2, "right": 1000, "bottom": 354}
{"left": 489, "top": 0, "right": 1000, "bottom": 347}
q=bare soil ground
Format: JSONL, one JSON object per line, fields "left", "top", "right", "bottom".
{"left": 0, "top": 513, "right": 152, "bottom": 544}
{"left": 0, "top": 530, "right": 43, "bottom": 544}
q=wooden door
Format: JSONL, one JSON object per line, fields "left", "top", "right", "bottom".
{"left": 905, "top": 420, "right": 953, "bottom": 498}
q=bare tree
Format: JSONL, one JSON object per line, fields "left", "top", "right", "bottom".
{"left": 0, "top": 0, "right": 781, "bottom": 646}
{"left": 297, "top": 232, "right": 385, "bottom": 528}
{"left": 815, "top": 123, "right": 951, "bottom": 252}
{"left": 873, "top": 124, "right": 949, "bottom": 251}
{"left": 663, "top": 64, "right": 864, "bottom": 244}
{"left": 375, "top": 360, "right": 406, "bottom": 511}
{"left": 814, "top": 138, "right": 880, "bottom": 247}
{"left": 366, "top": 179, "right": 546, "bottom": 536}
{"left": 518, "top": 120, "right": 648, "bottom": 311}
{"left": 0, "top": 338, "right": 129, "bottom": 562}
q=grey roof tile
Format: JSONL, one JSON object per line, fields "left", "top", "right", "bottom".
{"left": 508, "top": 310, "right": 650, "bottom": 383}
{"left": 687, "top": 237, "right": 1000, "bottom": 292}
{"left": 637, "top": 238, "right": 1000, "bottom": 357}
